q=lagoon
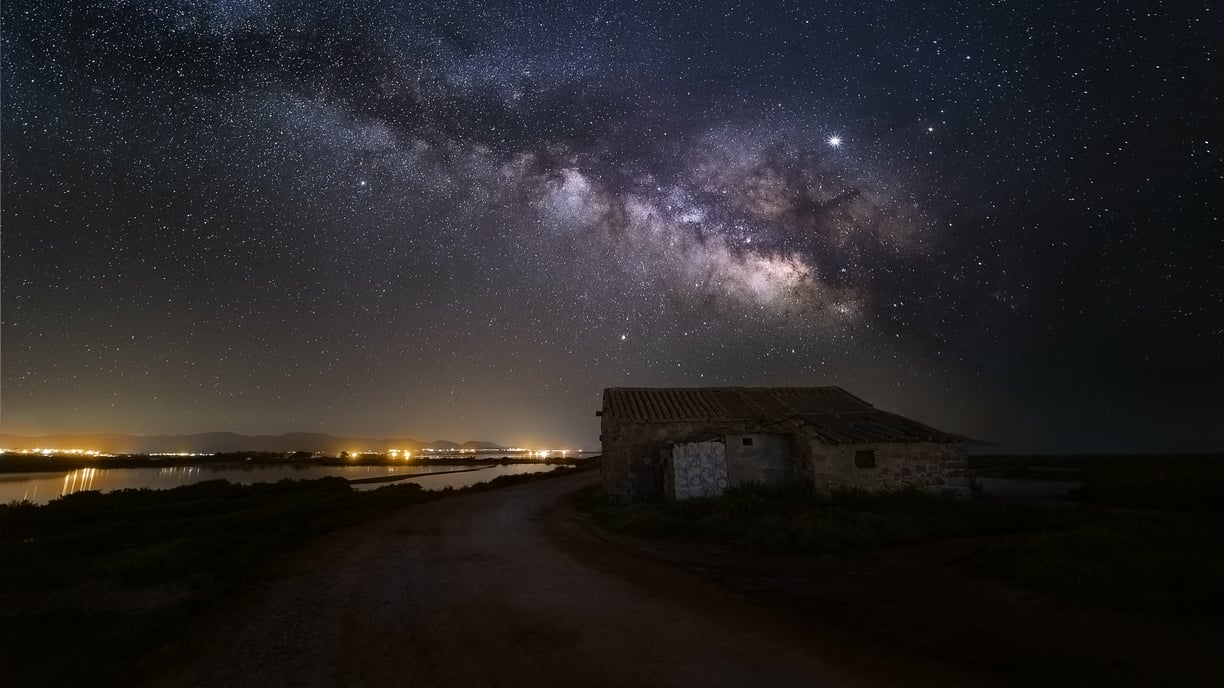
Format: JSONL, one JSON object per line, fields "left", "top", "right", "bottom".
{"left": 0, "top": 463, "right": 568, "bottom": 505}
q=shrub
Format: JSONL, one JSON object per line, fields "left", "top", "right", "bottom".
{"left": 591, "top": 484, "right": 1093, "bottom": 556}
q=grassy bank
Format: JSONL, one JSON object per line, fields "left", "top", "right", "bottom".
{"left": 582, "top": 483, "right": 1224, "bottom": 617}
{"left": 0, "top": 462, "right": 594, "bottom": 687}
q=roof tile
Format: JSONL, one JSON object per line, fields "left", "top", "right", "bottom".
{"left": 602, "top": 387, "right": 962, "bottom": 444}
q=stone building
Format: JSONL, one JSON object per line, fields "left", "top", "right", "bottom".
{"left": 598, "top": 387, "right": 970, "bottom": 502}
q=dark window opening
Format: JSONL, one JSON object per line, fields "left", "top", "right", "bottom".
{"left": 855, "top": 450, "right": 877, "bottom": 468}
{"left": 742, "top": 437, "right": 754, "bottom": 446}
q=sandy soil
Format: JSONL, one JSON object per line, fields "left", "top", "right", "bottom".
{"left": 144, "top": 471, "right": 1221, "bottom": 687}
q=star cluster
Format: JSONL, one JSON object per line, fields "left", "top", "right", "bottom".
{"left": 1, "top": 1, "right": 1220, "bottom": 450}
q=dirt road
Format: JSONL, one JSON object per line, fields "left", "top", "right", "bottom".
{"left": 150, "top": 471, "right": 994, "bottom": 687}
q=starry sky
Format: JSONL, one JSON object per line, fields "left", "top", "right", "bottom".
{"left": 1, "top": 1, "right": 1220, "bottom": 451}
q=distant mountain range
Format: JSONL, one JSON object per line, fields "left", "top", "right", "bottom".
{"left": 0, "top": 432, "right": 506, "bottom": 455}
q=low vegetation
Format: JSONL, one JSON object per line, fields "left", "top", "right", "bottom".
{"left": 981, "top": 512, "right": 1224, "bottom": 614}
{"left": 583, "top": 478, "right": 1224, "bottom": 617}
{"left": 0, "top": 462, "right": 594, "bottom": 687}
{"left": 584, "top": 484, "right": 1089, "bottom": 553}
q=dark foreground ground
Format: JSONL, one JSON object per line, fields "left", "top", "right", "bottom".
{"left": 133, "top": 471, "right": 1219, "bottom": 688}
{"left": 3, "top": 462, "right": 1221, "bottom": 687}
{"left": 140, "top": 471, "right": 982, "bottom": 687}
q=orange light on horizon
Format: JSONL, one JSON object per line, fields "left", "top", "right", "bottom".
{"left": 3, "top": 447, "right": 103, "bottom": 456}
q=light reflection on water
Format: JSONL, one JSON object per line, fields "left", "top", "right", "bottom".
{"left": 0, "top": 463, "right": 568, "bottom": 505}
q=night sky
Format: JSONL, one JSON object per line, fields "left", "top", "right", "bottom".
{"left": 2, "top": 1, "right": 1219, "bottom": 451}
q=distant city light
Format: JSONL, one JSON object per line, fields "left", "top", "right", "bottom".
{"left": 0, "top": 447, "right": 591, "bottom": 461}
{"left": 1, "top": 447, "right": 104, "bottom": 456}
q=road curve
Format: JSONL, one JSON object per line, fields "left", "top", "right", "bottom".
{"left": 151, "top": 471, "right": 992, "bottom": 688}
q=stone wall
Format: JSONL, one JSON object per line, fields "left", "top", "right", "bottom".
{"left": 601, "top": 417, "right": 969, "bottom": 501}
{"left": 601, "top": 419, "right": 763, "bottom": 502}
{"left": 725, "top": 433, "right": 795, "bottom": 487}
{"left": 601, "top": 420, "right": 701, "bottom": 502}
{"left": 806, "top": 441, "right": 971, "bottom": 497}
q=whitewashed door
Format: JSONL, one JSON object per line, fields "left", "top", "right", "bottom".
{"left": 671, "top": 441, "right": 729, "bottom": 499}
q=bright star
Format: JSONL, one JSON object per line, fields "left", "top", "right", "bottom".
{"left": 827, "top": 135, "right": 842, "bottom": 148}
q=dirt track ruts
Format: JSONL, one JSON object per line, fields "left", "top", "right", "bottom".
{"left": 148, "top": 471, "right": 995, "bottom": 687}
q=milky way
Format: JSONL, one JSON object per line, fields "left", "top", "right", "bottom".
{"left": 2, "top": 1, "right": 1220, "bottom": 450}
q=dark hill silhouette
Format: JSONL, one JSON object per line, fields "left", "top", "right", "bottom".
{"left": 461, "top": 440, "right": 503, "bottom": 450}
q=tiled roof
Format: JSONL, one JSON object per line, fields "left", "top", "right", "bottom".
{"left": 601, "top": 387, "right": 963, "bottom": 444}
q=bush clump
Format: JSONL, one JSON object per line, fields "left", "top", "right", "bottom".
{"left": 589, "top": 483, "right": 1091, "bottom": 555}
{"left": 586, "top": 481, "right": 1224, "bottom": 617}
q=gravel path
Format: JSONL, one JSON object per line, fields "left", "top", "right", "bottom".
{"left": 149, "top": 472, "right": 992, "bottom": 687}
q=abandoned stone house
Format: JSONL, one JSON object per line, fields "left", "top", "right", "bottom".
{"left": 598, "top": 387, "right": 970, "bottom": 502}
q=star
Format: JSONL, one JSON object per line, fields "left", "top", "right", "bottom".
{"left": 0, "top": 0, "right": 1213, "bottom": 454}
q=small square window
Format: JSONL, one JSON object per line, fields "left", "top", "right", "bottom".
{"left": 742, "top": 437, "right": 754, "bottom": 446}
{"left": 855, "top": 450, "right": 877, "bottom": 468}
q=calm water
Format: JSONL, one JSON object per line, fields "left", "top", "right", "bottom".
{"left": 0, "top": 463, "right": 569, "bottom": 505}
